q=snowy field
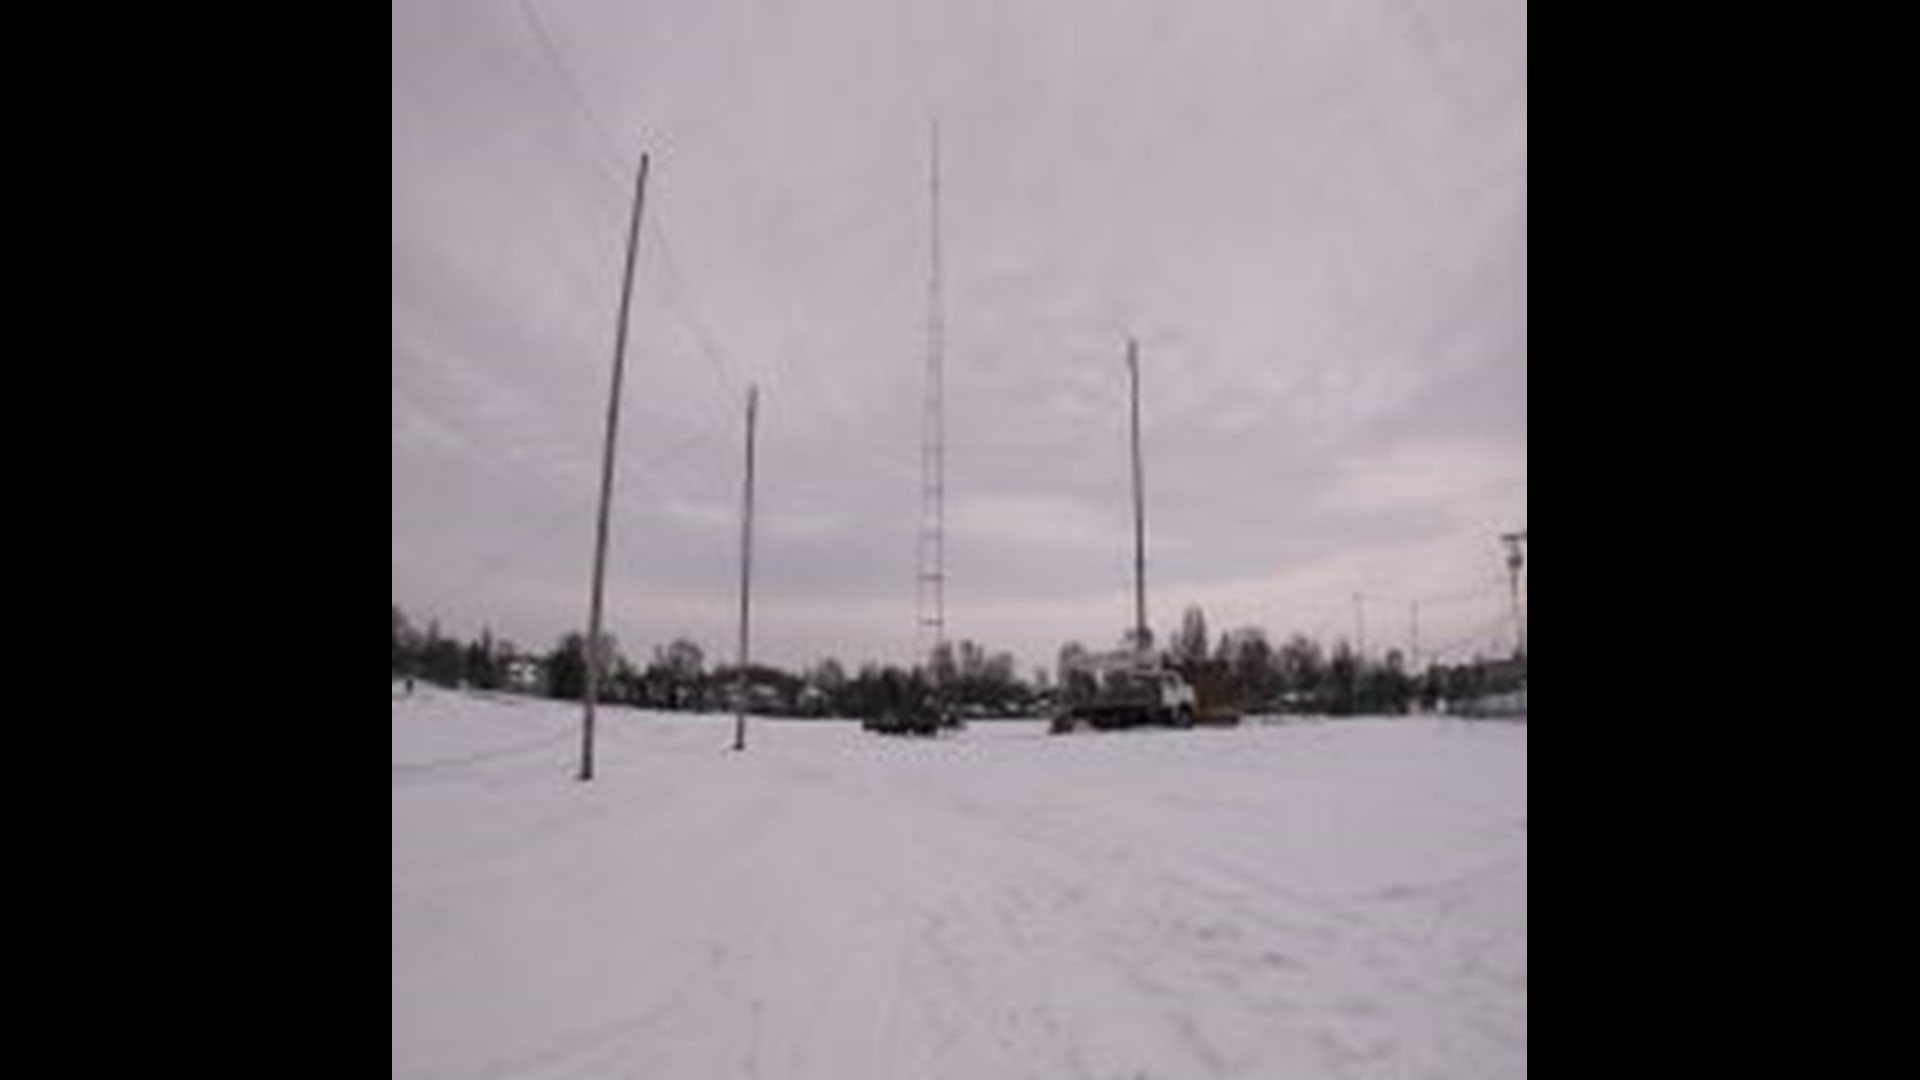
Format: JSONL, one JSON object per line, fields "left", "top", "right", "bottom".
{"left": 393, "top": 688, "right": 1527, "bottom": 1079}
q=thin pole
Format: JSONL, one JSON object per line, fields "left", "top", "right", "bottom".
{"left": 930, "top": 122, "right": 945, "bottom": 650}
{"left": 1128, "top": 339, "right": 1147, "bottom": 652}
{"left": 733, "top": 386, "right": 759, "bottom": 753}
{"left": 1410, "top": 600, "right": 1420, "bottom": 670}
{"left": 579, "top": 151, "right": 649, "bottom": 783}
{"left": 1509, "top": 557, "right": 1525, "bottom": 658}
{"left": 1353, "top": 593, "right": 1366, "bottom": 662}
{"left": 1410, "top": 600, "right": 1421, "bottom": 713}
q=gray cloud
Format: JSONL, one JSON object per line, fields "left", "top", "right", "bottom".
{"left": 393, "top": 0, "right": 1527, "bottom": 671}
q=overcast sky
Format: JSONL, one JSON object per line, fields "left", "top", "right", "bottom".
{"left": 392, "top": 0, "right": 1527, "bottom": 674}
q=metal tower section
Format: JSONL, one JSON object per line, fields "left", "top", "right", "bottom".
{"left": 916, "top": 122, "right": 947, "bottom": 653}
{"left": 1501, "top": 529, "right": 1528, "bottom": 659}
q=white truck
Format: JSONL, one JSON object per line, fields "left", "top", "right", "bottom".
{"left": 1051, "top": 649, "right": 1197, "bottom": 733}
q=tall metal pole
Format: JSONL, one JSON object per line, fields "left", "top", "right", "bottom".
{"left": 1410, "top": 600, "right": 1420, "bottom": 672}
{"left": 579, "top": 151, "right": 649, "bottom": 783}
{"left": 917, "top": 121, "right": 947, "bottom": 663}
{"left": 931, "top": 123, "right": 945, "bottom": 651}
{"left": 1409, "top": 599, "right": 1423, "bottom": 713}
{"left": 733, "top": 386, "right": 759, "bottom": 753}
{"left": 1353, "top": 593, "right": 1366, "bottom": 662}
{"left": 1128, "top": 338, "right": 1147, "bottom": 653}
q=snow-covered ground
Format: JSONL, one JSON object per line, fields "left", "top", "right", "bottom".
{"left": 393, "top": 688, "right": 1527, "bottom": 1079}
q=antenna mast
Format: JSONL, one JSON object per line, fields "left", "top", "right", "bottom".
{"left": 916, "top": 123, "right": 947, "bottom": 659}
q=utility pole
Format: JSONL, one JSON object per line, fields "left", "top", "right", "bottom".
{"left": 733, "top": 386, "right": 759, "bottom": 753}
{"left": 1128, "top": 338, "right": 1148, "bottom": 652}
{"left": 579, "top": 151, "right": 649, "bottom": 783}
{"left": 1353, "top": 592, "right": 1366, "bottom": 663}
{"left": 1410, "top": 599, "right": 1422, "bottom": 714}
{"left": 1410, "top": 600, "right": 1420, "bottom": 672}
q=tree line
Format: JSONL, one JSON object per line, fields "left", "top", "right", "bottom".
{"left": 393, "top": 601, "right": 1522, "bottom": 719}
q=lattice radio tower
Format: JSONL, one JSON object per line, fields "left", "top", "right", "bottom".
{"left": 916, "top": 122, "right": 947, "bottom": 658}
